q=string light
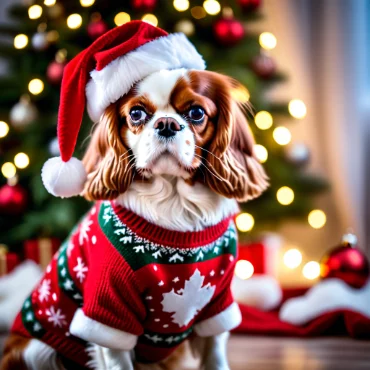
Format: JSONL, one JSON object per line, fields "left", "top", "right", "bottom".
{"left": 276, "top": 186, "right": 294, "bottom": 205}
{"left": 308, "top": 209, "right": 326, "bottom": 229}
{"left": 302, "top": 261, "right": 320, "bottom": 280}
{"left": 255, "top": 111, "right": 273, "bottom": 130}
{"left": 191, "top": 6, "right": 206, "bottom": 19}
{"left": 14, "top": 153, "right": 30, "bottom": 169}
{"left": 283, "top": 248, "right": 302, "bottom": 269}
{"left": 259, "top": 32, "right": 277, "bottom": 50}
{"left": 28, "top": 5, "right": 43, "bottom": 20}
{"left": 114, "top": 12, "right": 130, "bottom": 26}
{"left": 289, "top": 99, "right": 307, "bottom": 119}
{"left": 273, "top": 127, "right": 291, "bottom": 145}
{"left": 203, "top": 0, "right": 221, "bottom": 15}
{"left": 67, "top": 14, "right": 83, "bottom": 29}
{"left": 235, "top": 260, "right": 254, "bottom": 280}
{"left": 236, "top": 213, "right": 254, "bottom": 232}
{"left": 80, "top": 0, "right": 95, "bottom": 6}
{"left": 0, "top": 121, "right": 9, "bottom": 138}
{"left": 1, "top": 162, "right": 16, "bottom": 179}
{"left": 173, "top": 0, "right": 189, "bottom": 12}
{"left": 44, "top": 0, "right": 56, "bottom": 5}
{"left": 28, "top": 78, "right": 44, "bottom": 95}
{"left": 142, "top": 14, "right": 158, "bottom": 27}
{"left": 14, "top": 34, "right": 28, "bottom": 49}
{"left": 231, "top": 85, "right": 250, "bottom": 103}
{"left": 254, "top": 144, "right": 268, "bottom": 163}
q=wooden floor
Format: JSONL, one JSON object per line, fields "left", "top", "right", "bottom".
{"left": 1, "top": 334, "right": 370, "bottom": 369}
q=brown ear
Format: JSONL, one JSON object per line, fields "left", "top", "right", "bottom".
{"left": 82, "top": 103, "right": 134, "bottom": 201}
{"left": 204, "top": 77, "right": 269, "bottom": 202}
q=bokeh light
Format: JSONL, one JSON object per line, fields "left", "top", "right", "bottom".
{"left": 142, "top": 14, "right": 158, "bottom": 27}
{"left": 114, "top": 12, "right": 131, "bottom": 26}
{"left": 235, "top": 260, "right": 254, "bottom": 280}
{"left": 276, "top": 186, "right": 294, "bottom": 205}
{"left": 174, "top": 19, "right": 195, "bottom": 36}
{"left": 67, "top": 14, "right": 83, "bottom": 29}
{"left": 28, "top": 79, "right": 44, "bottom": 95}
{"left": 203, "top": 0, "right": 221, "bottom": 15}
{"left": 191, "top": 6, "right": 207, "bottom": 19}
{"left": 254, "top": 111, "right": 273, "bottom": 130}
{"left": 1, "top": 162, "right": 16, "bottom": 179}
{"left": 273, "top": 127, "right": 291, "bottom": 145}
{"left": 0, "top": 121, "right": 9, "bottom": 138}
{"left": 289, "top": 99, "right": 307, "bottom": 119}
{"left": 303, "top": 261, "right": 320, "bottom": 280}
{"left": 80, "top": 0, "right": 95, "bottom": 6}
{"left": 308, "top": 209, "right": 326, "bottom": 229}
{"left": 44, "top": 0, "right": 56, "bottom": 5}
{"left": 173, "top": 0, "right": 189, "bottom": 12}
{"left": 283, "top": 248, "right": 302, "bottom": 269}
{"left": 14, "top": 34, "right": 28, "bottom": 49}
{"left": 236, "top": 213, "right": 255, "bottom": 232}
{"left": 14, "top": 153, "right": 30, "bottom": 169}
{"left": 28, "top": 5, "right": 43, "bottom": 20}
{"left": 259, "top": 32, "right": 277, "bottom": 50}
{"left": 254, "top": 144, "right": 268, "bottom": 163}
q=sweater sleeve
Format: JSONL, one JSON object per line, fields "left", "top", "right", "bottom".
{"left": 70, "top": 228, "right": 146, "bottom": 351}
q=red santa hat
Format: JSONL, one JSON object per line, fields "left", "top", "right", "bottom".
{"left": 42, "top": 20, "right": 206, "bottom": 198}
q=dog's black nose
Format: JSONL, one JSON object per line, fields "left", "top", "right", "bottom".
{"left": 154, "top": 118, "right": 182, "bottom": 138}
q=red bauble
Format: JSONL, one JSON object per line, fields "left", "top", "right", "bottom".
{"left": 47, "top": 61, "right": 65, "bottom": 85}
{"left": 320, "top": 235, "right": 370, "bottom": 289}
{"left": 131, "top": 0, "right": 157, "bottom": 12}
{"left": 251, "top": 53, "right": 277, "bottom": 79}
{"left": 213, "top": 18, "right": 245, "bottom": 46}
{"left": 239, "top": 0, "right": 262, "bottom": 12}
{"left": 87, "top": 19, "right": 109, "bottom": 40}
{"left": 0, "top": 184, "right": 27, "bottom": 215}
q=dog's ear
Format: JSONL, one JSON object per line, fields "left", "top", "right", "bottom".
{"left": 82, "top": 103, "right": 134, "bottom": 201}
{"left": 203, "top": 75, "right": 269, "bottom": 202}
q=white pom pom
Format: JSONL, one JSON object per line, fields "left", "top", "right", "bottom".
{"left": 41, "top": 157, "right": 87, "bottom": 198}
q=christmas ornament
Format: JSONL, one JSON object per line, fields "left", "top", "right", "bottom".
{"left": 9, "top": 95, "right": 38, "bottom": 129}
{"left": 47, "top": 60, "right": 65, "bottom": 84}
{"left": 239, "top": 0, "right": 262, "bottom": 12}
{"left": 0, "top": 183, "right": 27, "bottom": 215}
{"left": 31, "top": 31, "right": 49, "bottom": 51}
{"left": 48, "top": 137, "right": 60, "bottom": 156}
{"left": 131, "top": 0, "right": 157, "bottom": 12}
{"left": 213, "top": 17, "right": 245, "bottom": 46}
{"left": 87, "top": 18, "right": 109, "bottom": 40}
{"left": 251, "top": 52, "right": 277, "bottom": 79}
{"left": 285, "top": 143, "right": 310, "bottom": 167}
{"left": 320, "top": 233, "right": 370, "bottom": 289}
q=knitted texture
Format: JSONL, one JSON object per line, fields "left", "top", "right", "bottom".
{"left": 11, "top": 201, "right": 240, "bottom": 366}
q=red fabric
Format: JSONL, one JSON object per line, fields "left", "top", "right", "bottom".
{"left": 238, "top": 243, "right": 265, "bottom": 274}
{"left": 234, "top": 287, "right": 370, "bottom": 339}
{"left": 58, "top": 20, "right": 167, "bottom": 162}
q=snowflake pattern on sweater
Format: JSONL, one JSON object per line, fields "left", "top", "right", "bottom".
{"left": 12, "top": 201, "right": 241, "bottom": 367}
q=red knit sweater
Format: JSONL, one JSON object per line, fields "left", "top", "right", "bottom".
{"left": 12, "top": 201, "right": 241, "bottom": 367}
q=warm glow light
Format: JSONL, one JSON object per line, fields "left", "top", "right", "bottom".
{"left": 303, "top": 261, "right": 320, "bottom": 280}
{"left": 142, "top": 14, "right": 158, "bottom": 27}
{"left": 259, "top": 32, "right": 277, "bottom": 50}
{"left": 289, "top": 99, "right": 307, "bottom": 119}
{"left": 173, "top": 0, "right": 189, "bottom": 12}
{"left": 277, "top": 186, "right": 294, "bottom": 205}
{"left": 308, "top": 209, "right": 326, "bottom": 229}
{"left": 14, "top": 34, "right": 28, "bottom": 49}
{"left": 28, "top": 79, "right": 44, "bottom": 95}
{"left": 255, "top": 111, "right": 273, "bottom": 130}
{"left": 67, "top": 14, "right": 83, "bottom": 29}
{"left": 235, "top": 260, "right": 254, "bottom": 280}
{"left": 14, "top": 153, "right": 30, "bottom": 169}
{"left": 236, "top": 213, "right": 255, "bottom": 232}
{"left": 1, "top": 162, "right": 16, "bottom": 179}
{"left": 80, "top": 0, "right": 95, "bottom": 6}
{"left": 231, "top": 85, "right": 250, "bottom": 103}
{"left": 203, "top": 0, "right": 221, "bottom": 15}
{"left": 28, "top": 5, "right": 43, "bottom": 20}
{"left": 273, "top": 127, "right": 291, "bottom": 145}
{"left": 191, "top": 6, "right": 207, "bottom": 19}
{"left": 174, "top": 19, "right": 195, "bottom": 36}
{"left": 284, "top": 248, "right": 302, "bottom": 269}
{"left": 44, "top": 0, "right": 56, "bottom": 5}
{"left": 114, "top": 12, "right": 130, "bottom": 26}
{"left": 254, "top": 144, "right": 268, "bottom": 163}
{"left": 0, "top": 121, "right": 9, "bottom": 138}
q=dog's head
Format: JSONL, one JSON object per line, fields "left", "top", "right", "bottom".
{"left": 82, "top": 69, "right": 268, "bottom": 201}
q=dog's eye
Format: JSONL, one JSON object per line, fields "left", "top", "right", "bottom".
{"left": 188, "top": 106, "right": 205, "bottom": 123}
{"left": 129, "top": 107, "right": 147, "bottom": 124}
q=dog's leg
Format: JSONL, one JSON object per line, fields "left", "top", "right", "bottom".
{"left": 203, "top": 332, "right": 230, "bottom": 370}
{"left": 89, "top": 345, "right": 134, "bottom": 370}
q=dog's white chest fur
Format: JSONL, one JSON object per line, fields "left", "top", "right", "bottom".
{"left": 116, "top": 175, "right": 239, "bottom": 231}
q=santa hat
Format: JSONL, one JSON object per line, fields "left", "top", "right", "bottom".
{"left": 42, "top": 20, "right": 206, "bottom": 198}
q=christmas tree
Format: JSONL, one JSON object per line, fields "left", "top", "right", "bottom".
{"left": 0, "top": 0, "right": 328, "bottom": 251}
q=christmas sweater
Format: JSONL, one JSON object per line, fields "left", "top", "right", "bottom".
{"left": 12, "top": 201, "right": 241, "bottom": 367}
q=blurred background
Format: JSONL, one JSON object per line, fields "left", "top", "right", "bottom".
{"left": 0, "top": 0, "right": 369, "bottom": 287}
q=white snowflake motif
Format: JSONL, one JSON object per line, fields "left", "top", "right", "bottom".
{"left": 38, "top": 279, "right": 51, "bottom": 303}
{"left": 73, "top": 257, "right": 88, "bottom": 283}
{"left": 67, "top": 242, "right": 75, "bottom": 258}
{"left": 63, "top": 279, "right": 73, "bottom": 291}
{"left": 46, "top": 306, "right": 67, "bottom": 328}
{"left": 79, "top": 218, "right": 93, "bottom": 245}
{"left": 161, "top": 269, "right": 215, "bottom": 327}
{"left": 33, "top": 322, "right": 42, "bottom": 332}
{"left": 145, "top": 334, "right": 162, "bottom": 343}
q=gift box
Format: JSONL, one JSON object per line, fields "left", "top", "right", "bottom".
{"left": 0, "top": 245, "right": 20, "bottom": 276}
{"left": 238, "top": 233, "right": 282, "bottom": 276}
{"left": 24, "top": 238, "right": 61, "bottom": 269}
